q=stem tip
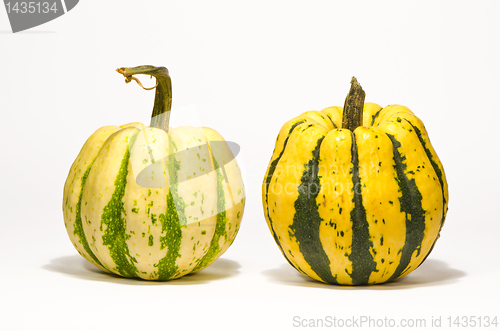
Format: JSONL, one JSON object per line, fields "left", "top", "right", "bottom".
{"left": 342, "top": 77, "right": 366, "bottom": 131}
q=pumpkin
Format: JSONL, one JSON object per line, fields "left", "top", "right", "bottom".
{"left": 63, "top": 65, "right": 245, "bottom": 280}
{"left": 262, "top": 78, "right": 448, "bottom": 285}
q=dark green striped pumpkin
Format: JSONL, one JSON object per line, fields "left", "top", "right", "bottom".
{"left": 63, "top": 66, "right": 245, "bottom": 280}
{"left": 262, "top": 80, "right": 448, "bottom": 285}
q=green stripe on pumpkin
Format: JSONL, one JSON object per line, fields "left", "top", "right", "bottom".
{"left": 386, "top": 133, "right": 426, "bottom": 281}
{"left": 289, "top": 136, "right": 338, "bottom": 284}
{"left": 264, "top": 121, "right": 305, "bottom": 191}
{"left": 100, "top": 131, "right": 140, "bottom": 278}
{"left": 193, "top": 156, "right": 228, "bottom": 272}
{"left": 406, "top": 120, "right": 447, "bottom": 211}
{"left": 156, "top": 138, "right": 185, "bottom": 280}
{"left": 74, "top": 159, "right": 105, "bottom": 268}
{"left": 405, "top": 119, "right": 447, "bottom": 267}
{"left": 370, "top": 108, "right": 383, "bottom": 126}
{"left": 264, "top": 120, "right": 306, "bottom": 273}
{"left": 349, "top": 133, "right": 377, "bottom": 285}
{"left": 156, "top": 191, "right": 183, "bottom": 279}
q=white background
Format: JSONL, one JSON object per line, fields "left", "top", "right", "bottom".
{"left": 1, "top": 1, "right": 499, "bottom": 330}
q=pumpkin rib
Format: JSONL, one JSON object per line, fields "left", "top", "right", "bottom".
{"left": 263, "top": 118, "right": 308, "bottom": 196}
{"left": 402, "top": 117, "right": 448, "bottom": 215}
{"left": 263, "top": 119, "right": 307, "bottom": 273}
{"left": 401, "top": 117, "right": 448, "bottom": 270}
{"left": 385, "top": 132, "right": 427, "bottom": 281}
{"left": 201, "top": 127, "right": 246, "bottom": 264}
{"left": 268, "top": 123, "right": 329, "bottom": 279}
{"left": 289, "top": 135, "right": 339, "bottom": 284}
{"left": 156, "top": 134, "right": 185, "bottom": 280}
{"left": 194, "top": 128, "right": 245, "bottom": 271}
{"left": 358, "top": 103, "right": 383, "bottom": 128}
{"left": 156, "top": 192, "right": 183, "bottom": 280}
{"left": 320, "top": 106, "right": 342, "bottom": 129}
{"left": 348, "top": 132, "right": 378, "bottom": 285}
{"left": 63, "top": 126, "right": 121, "bottom": 273}
{"left": 74, "top": 159, "right": 105, "bottom": 269}
{"left": 369, "top": 108, "right": 383, "bottom": 126}
{"left": 316, "top": 129, "right": 356, "bottom": 284}
{"left": 373, "top": 105, "right": 413, "bottom": 127}
{"left": 126, "top": 126, "right": 194, "bottom": 280}
{"left": 192, "top": 155, "right": 228, "bottom": 272}
{"left": 99, "top": 129, "right": 141, "bottom": 278}
{"left": 301, "top": 111, "right": 335, "bottom": 131}
{"left": 77, "top": 128, "right": 142, "bottom": 273}
{"left": 325, "top": 113, "right": 338, "bottom": 129}
{"left": 383, "top": 114, "right": 444, "bottom": 280}
{"left": 353, "top": 127, "right": 406, "bottom": 284}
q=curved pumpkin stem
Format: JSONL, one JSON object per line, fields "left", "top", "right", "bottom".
{"left": 117, "top": 65, "right": 172, "bottom": 132}
{"left": 342, "top": 77, "right": 365, "bottom": 131}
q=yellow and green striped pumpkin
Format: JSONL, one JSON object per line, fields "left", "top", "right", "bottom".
{"left": 63, "top": 66, "right": 245, "bottom": 280}
{"left": 262, "top": 79, "right": 448, "bottom": 285}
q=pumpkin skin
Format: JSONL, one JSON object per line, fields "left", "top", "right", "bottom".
{"left": 262, "top": 102, "right": 448, "bottom": 285}
{"left": 63, "top": 66, "right": 245, "bottom": 280}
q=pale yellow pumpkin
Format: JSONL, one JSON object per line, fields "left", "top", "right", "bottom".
{"left": 63, "top": 66, "right": 245, "bottom": 280}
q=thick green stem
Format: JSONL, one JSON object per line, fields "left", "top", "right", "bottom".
{"left": 117, "top": 65, "right": 172, "bottom": 132}
{"left": 342, "top": 77, "right": 365, "bottom": 131}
